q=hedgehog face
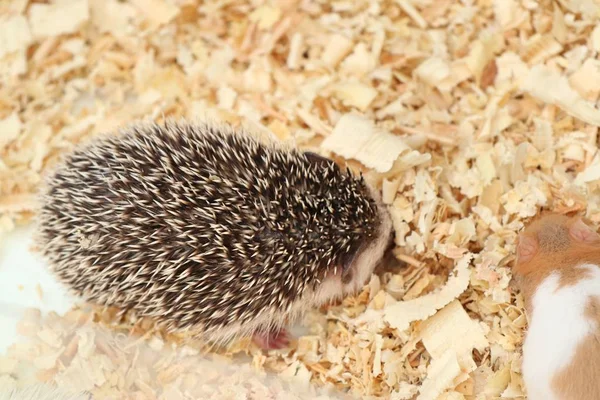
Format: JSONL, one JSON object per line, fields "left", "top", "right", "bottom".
{"left": 312, "top": 188, "right": 393, "bottom": 305}
{"left": 340, "top": 193, "right": 393, "bottom": 296}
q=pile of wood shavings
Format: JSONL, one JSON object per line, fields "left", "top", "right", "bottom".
{"left": 2, "top": 0, "right": 600, "bottom": 398}
{"left": 0, "top": 308, "right": 348, "bottom": 399}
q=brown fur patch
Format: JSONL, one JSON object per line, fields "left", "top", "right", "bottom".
{"left": 551, "top": 296, "right": 600, "bottom": 400}
{"left": 513, "top": 213, "right": 600, "bottom": 313}
{"left": 557, "top": 267, "right": 594, "bottom": 290}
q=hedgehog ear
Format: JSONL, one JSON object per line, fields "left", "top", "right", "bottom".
{"left": 569, "top": 218, "right": 600, "bottom": 243}
{"left": 516, "top": 234, "right": 538, "bottom": 263}
{"left": 304, "top": 151, "right": 337, "bottom": 169}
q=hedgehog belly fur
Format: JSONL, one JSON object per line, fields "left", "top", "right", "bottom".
{"left": 36, "top": 120, "right": 389, "bottom": 343}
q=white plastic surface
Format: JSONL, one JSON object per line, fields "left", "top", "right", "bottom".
{"left": 0, "top": 224, "right": 77, "bottom": 354}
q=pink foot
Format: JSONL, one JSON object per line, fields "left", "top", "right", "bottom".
{"left": 253, "top": 329, "right": 291, "bottom": 350}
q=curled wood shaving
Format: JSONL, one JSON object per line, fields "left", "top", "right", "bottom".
{"left": 321, "top": 114, "right": 430, "bottom": 173}
{"left": 420, "top": 300, "right": 488, "bottom": 363}
{"left": 384, "top": 254, "right": 473, "bottom": 332}
{"left": 416, "top": 350, "right": 462, "bottom": 400}
{"left": 522, "top": 64, "right": 600, "bottom": 126}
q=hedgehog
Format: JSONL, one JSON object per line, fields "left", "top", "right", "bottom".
{"left": 35, "top": 120, "right": 393, "bottom": 349}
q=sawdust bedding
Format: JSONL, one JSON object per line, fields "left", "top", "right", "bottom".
{"left": 1, "top": 0, "right": 600, "bottom": 398}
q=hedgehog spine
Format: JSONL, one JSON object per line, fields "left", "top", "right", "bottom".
{"left": 36, "top": 119, "right": 392, "bottom": 347}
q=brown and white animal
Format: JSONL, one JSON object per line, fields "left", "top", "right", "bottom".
{"left": 35, "top": 120, "right": 393, "bottom": 349}
{"left": 514, "top": 213, "right": 600, "bottom": 400}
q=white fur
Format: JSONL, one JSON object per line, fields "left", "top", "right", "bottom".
{"left": 314, "top": 183, "right": 393, "bottom": 300}
{"left": 522, "top": 264, "right": 600, "bottom": 400}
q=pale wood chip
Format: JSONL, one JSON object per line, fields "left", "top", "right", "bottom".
{"left": 522, "top": 64, "right": 600, "bottom": 126}
{"left": 384, "top": 254, "right": 473, "bottom": 332}
{"left": 89, "top": 0, "right": 136, "bottom": 37}
{"left": 592, "top": 25, "right": 600, "bottom": 52}
{"left": 493, "top": 0, "right": 526, "bottom": 30}
{"left": 249, "top": 5, "right": 282, "bottom": 30}
{"left": 420, "top": 300, "right": 489, "bottom": 363}
{"left": 0, "top": 15, "right": 33, "bottom": 60}
{"left": 332, "top": 81, "right": 378, "bottom": 111}
{"left": 321, "top": 114, "right": 420, "bottom": 173}
{"left": 414, "top": 57, "right": 451, "bottom": 87}
{"left": 396, "top": 0, "right": 427, "bottom": 29}
{"left": 0, "top": 113, "right": 22, "bottom": 149}
{"left": 321, "top": 34, "right": 354, "bottom": 68}
{"left": 417, "top": 350, "right": 462, "bottom": 400}
{"left": 569, "top": 58, "right": 600, "bottom": 101}
{"left": 0, "top": 357, "right": 18, "bottom": 375}
{"left": 522, "top": 34, "right": 563, "bottom": 65}
{"left": 28, "top": 0, "right": 90, "bottom": 39}
{"left": 130, "top": 0, "right": 180, "bottom": 28}
{"left": 287, "top": 33, "right": 304, "bottom": 70}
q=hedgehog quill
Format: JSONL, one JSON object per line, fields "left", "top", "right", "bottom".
{"left": 36, "top": 120, "right": 393, "bottom": 349}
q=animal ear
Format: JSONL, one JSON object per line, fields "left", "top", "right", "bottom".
{"left": 569, "top": 219, "right": 600, "bottom": 243}
{"left": 304, "top": 151, "right": 337, "bottom": 169}
{"left": 517, "top": 234, "right": 538, "bottom": 263}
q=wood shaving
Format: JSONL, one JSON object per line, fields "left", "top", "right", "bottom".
{"left": 396, "top": 0, "right": 427, "bottom": 29}
{"left": 493, "top": 0, "right": 526, "bottom": 30}
{"left": 28, "top": 0, "right": 90, "bottom": 39}
{"left": 417, "top": 351, "right": 462, "bottom": 400}
{"left": 0, "top": 113, "right": 22, "bottom": 149}
{"left": 523, "top": 64, "right": 600, "bottom": 126}
{"left": 249, "top": 5, "right": 282, "bottom": 30}
{"left": 2, "top": 308, "right": 350, "bottom": 399}
{"left": 332, "top": 82, "right": 378, "bottom": 111}
{"left": 0, "top": 15, "right": 32, "bottom": 60}
{"left": 0, "top": 383, "right": 91, "bottom": 400}
{"left": 522, "top": 34, "right": 563, "bottom": 65}
{"left": 321, "top": 114, "right": 430, "bottom": 173}
{"left": 569, "top": 58, "right": 600, "bottom": 102}
{"left": 2, "top": 0, "right": 600, "bottom": 397}
{"left": 420, "top": 300, "right": 488, "bottom": 363}
{"left": 322, "top": 34, "right": 354, "bottom": 68}
{"left": 130, "top": 0, "right": 180, "bottom": 29}
{"left": 89, "top": 0, "right": 136, "bottom": 37}
{"left": 384, "top": 254, "right": 473, "bottom": 332}
{"left": 415, "top": 57, "right": 451, "bottom": 88}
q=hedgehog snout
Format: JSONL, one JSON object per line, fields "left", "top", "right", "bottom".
{"left": 340, "top": 198, "right": 394, "bottom": 295}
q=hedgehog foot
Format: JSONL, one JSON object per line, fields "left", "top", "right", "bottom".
{"left": 253, "top": 329, "right": 290, "bottom": 350}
